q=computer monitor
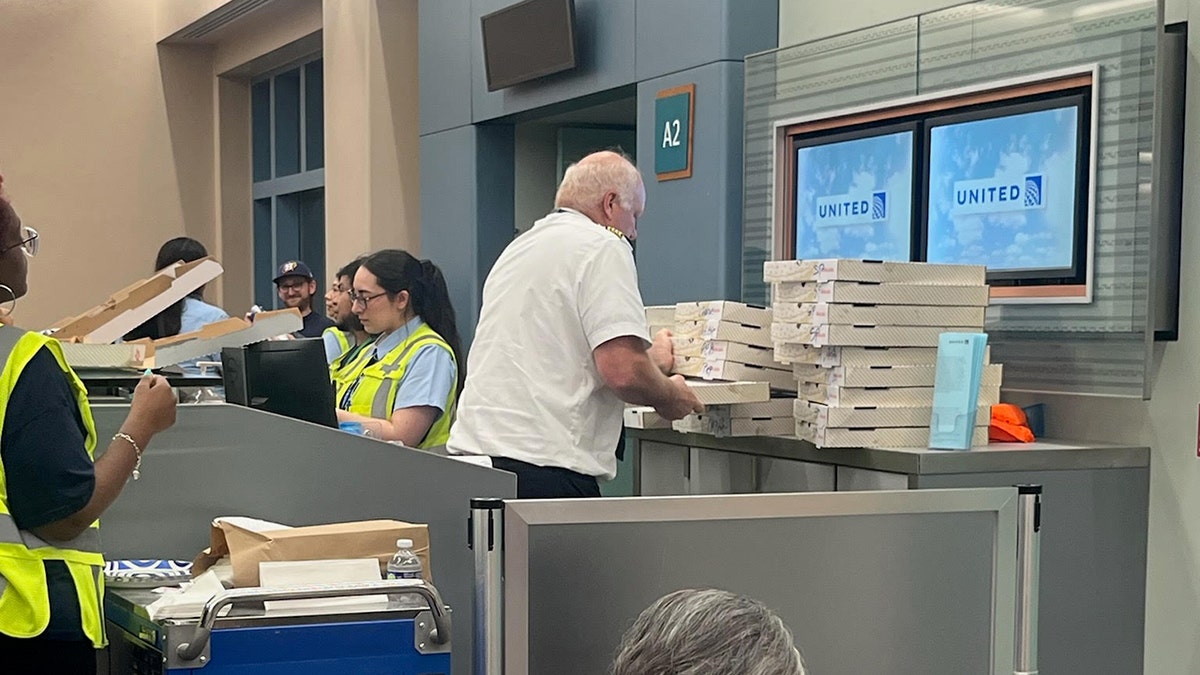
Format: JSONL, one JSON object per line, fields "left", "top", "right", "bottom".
{"left": 221, "top": 339, "right": 338, "bottom": 428}
{"left": 921, "top": 91, "right": 1092, "bottom": 285}
{"left": 790, "top": 122, "right": 918, "bottom": 262}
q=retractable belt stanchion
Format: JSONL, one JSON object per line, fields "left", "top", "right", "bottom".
{"left": 470, "top": 497, "right": 505, "bottom": 675}
{"left": 1014, "top": 484, "right": 1042, "bottom": 675}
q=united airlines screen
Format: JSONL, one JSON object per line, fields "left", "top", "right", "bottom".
{"left": 925, "top": 105, "right": 1080, "bottom": 272}
{"left": 794, "top": 130, "right": 914, "bottom": 261}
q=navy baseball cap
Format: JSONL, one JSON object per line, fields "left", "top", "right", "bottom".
{"left": 273, "top": 260, "right": 315, "bottom": 284}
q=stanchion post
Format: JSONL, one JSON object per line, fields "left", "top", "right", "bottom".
{"left": 1014, "top": 484, "right": 1042, "bottom": 675}
{"left": 470, "top": 497, "right": 505, "bottom": 675}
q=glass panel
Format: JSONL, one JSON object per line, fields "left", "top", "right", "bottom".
{"left": 253, "top": 198, "right": 274, "bottom": 308}
{"left": 304, "top": 59, "right": 325, "bottom": 171}
{"left": 297, "top": 187, "right": 326, "bottom": 297}
{"left": 274, "top": 68, "right": 302, "bottom": 177}
{"left": 251, "top": 80, "right": 272, "bottom": 183}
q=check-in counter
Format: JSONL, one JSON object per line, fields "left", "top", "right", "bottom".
{"left": 628, "top": 428, "right": 1149, "bottom": 675}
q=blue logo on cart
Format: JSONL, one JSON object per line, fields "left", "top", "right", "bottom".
{"left": 815, "top": 191, "right": 888, "bottom": 227}
{"left": 951, "top": 174, "right": 1044, "bottom": 215}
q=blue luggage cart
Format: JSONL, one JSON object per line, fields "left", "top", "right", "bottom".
{"left": 103, "top": 580, "right": 452, "bottom": 674}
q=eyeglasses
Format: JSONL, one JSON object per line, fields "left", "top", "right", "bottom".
{"left": 349, "top": 290, "right": 389, "bottom": 308}
{"left": 0, "top": 226, "right": 38, "bottom": 258}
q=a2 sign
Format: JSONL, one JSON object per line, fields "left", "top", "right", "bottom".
{"left": 654, "top": 83, "right": 695, "bottom": 181}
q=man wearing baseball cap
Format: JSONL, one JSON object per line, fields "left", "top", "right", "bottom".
{"left": 274, "top": 260, "right": 335, "bottom": 338}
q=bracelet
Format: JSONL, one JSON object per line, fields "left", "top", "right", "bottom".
{"left": 113, "top": 432, "right": 144, "bottom": 480}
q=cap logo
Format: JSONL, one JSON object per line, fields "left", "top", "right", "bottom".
{"left": 282, "top": 261, "right": 299, "bottom": 273}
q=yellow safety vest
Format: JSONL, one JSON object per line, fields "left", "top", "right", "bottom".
{"left": 0, "top": 327, "right": 105, "bottom": 647}
{"left": 324, "top": 326, "right": 351, "bottom": 357}
{"left": 335, "top": 323, "right": 457, "bottom": 448}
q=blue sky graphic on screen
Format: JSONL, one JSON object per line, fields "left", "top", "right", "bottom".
{"left": 926, "top": 106, "right": 1079, "bottom": 271}
{"left": 794, "top": 131, "right": 913, "bottom": 261}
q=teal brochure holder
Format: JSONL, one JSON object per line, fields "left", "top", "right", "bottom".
{"left": 929, "top": 332, "right": 989, "bottom": 450}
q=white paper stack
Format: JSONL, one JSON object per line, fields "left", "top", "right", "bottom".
{"left": 765, "top": 259, "right": 1001, "bottom": 449}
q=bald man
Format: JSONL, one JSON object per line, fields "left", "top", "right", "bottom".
{"left": 447, "top": 151, "right": 703, "bottom": 498}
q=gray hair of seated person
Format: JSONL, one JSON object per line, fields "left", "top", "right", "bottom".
{"left": 611, "top": 588, "right": 808, "bottom": 675}
{"left": 555, "top": 149, "right": 643, "bottom": 212}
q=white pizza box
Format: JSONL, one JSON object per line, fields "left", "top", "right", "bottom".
{"left": 674, "top": 301, "right": 771, "bottom": 328}
{"left": 772, "top": 323, "right": 980, "bottom": 348}
{"left": 774, "top": 343, "right": 990, "bottom": 368}
{"left": 671, "top": 409, "right": 794, "bottom": 438}
{"left": 794, "top": 399, "right": 991, "bottom": 429}
{"left": 685, "top": 379, "right": 771, "bottom": 405}
{"left": 772, "top": 302, "right": 985, "bottom": 328}
{"left": 624, "top": 406, "right": 672, "bottom": 430}
{"left": 645, "top": 305, "right": 677, "bottom": 327}
{"left": 674, "top": 357, "right": 794, "bottom": 391}
{"left": 764, "top": 259, "right": 986, "bottom": 285}
{"left": 48, "top": 258, "right": 224, "bottom": 344}
{"left": 676, "top": 398, "right": 796, "bottom": 422}
{"left": 772, "top": 281, "right": 990, "bottom": 307}
{"left": 798, "top": 382, "right": 1002, "bottom": 408}
{"left": 675, "top": 319, "right": 772, "bottom": 348}
{"left": 152, "top": 310, "right": 303, "bottom": 367}
{"left": 671, "top": 338, "right": 778, "bottom": 368}
{"left": 796, "top": 422, "right": 989, "bottom": 449}
{"left": 792, "top": 363, "right": 1004, "bottom": 388}
{"left": 59, "top": 309, "right": 302, "bottom": 369}
{"left": 59, "top": 341, "right": 154, "bottom": 369}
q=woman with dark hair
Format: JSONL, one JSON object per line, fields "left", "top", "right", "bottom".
{"left": 334, "top": 249, "right": 462, "bottom": 448}
{"left": 0, "top": 173, "right": 177, "bottom": 671}
{"left": 124, "top": 237, "right": 228, "bottom": 341}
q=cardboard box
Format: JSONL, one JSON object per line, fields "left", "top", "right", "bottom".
{"left": 685, "top": 379, "right": 771, "bottom": 404}
{"left": 792, "top": 363, "right": 1004, "bottom": 388}
{"left": 727, "top": 398, "right": 797, "bottom": 418}
{"left": 674, "top": 301, "right": 771, "bottom": 328}
{"left": 774, "top": 344, "right": 990, "bottom": 368}
{"left": 675, "top": 319, "right": 773, "bottom": 348}
{"left": 645, "top": 305, "right": 677, "bottom": 327}
{"left": 763, "top": 259, "right": 986, "bottom": 285}
{"left": 671, "top": 338, "right": 778, "bottom": 368}
{"left": 192, "top": 519, "right": 431, "bottom": 588}
{"left": 772, "top": 302, "right": 985, "bottom": 328}
{"left": 49, "top": 258, "right": 224, "bottom": 344}
{"left": 674, "top": 356, "right": 794, "bottom": 391}
{"left": 674, "top": 411, "right": 793, "bottom": 437}
{"left": 798, "top": 383, "right": 1002, "bottom": 408}
{"left": 59, "top": 309, "right": 302, "bottom": 370}
{"left": 794, "top": 399, "right": 991, "bottom": 428}
{"left": 795, "top": 422, "right": 989, "bottom": 448}
{"left": 772, "top": 323, "right": 980, "bottom": 348}
{"left": 624, "top": 406, "right": 672, "bottom": 429}
{"left": 772, "top": 281, "right": 990, "bottom": 307}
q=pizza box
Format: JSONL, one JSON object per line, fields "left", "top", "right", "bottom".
{"left": 772, "top": 323, "right": 980, "bottom": 348}
{"left": 795, "top": 422, "right": 989, "bottom": 449}
{"left": 772, "top": 302, "right": 985, "bottom": 328}
{"left": 772, "top": 281, "right": 990, "bottom": 307}
{"left": 763, "top": 259, "right": 985, "bottom": 285}
{"left": 792, "top": 363, "right": 1003, "bottom": 388}
{"left": 675, "top": 319, "right": 772, "bottom": 348}
{"left": 674, "top": 301, "right": 771, "bottom": 328}
{"left": 671, "top": 338, "right": 778, "bottom": 368}
{"left": 798, "top": 383, "right": 1002, "bottom": 408}
{"left": 794, "top": 399, "right": 991, "bottom": 429}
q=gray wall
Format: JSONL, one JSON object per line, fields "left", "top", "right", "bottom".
{"left": 419, "top": 0, "right": 778, "bottom": 341}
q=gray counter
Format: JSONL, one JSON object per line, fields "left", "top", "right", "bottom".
{"left": 627, "top": 427, "right": 1150, "bottom": 675}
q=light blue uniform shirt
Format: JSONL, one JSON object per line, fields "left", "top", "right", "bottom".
{"left": 370, "top": 316, "right": 456, "bottom": 415}
{"left": 178, "top": 297, "right": 230, "bottom": 377}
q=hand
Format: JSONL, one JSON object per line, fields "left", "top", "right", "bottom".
{"left": 654, "top": 374, "right": 706, "bottom": 421}
{"left": 0, "top": 307, "right": 13, "bottom": 325}
{"left": 647, "top": 328, "right": 675, "bottom": 375}
{"left": 123, "top": 374, "right": 177, "bottom": 441}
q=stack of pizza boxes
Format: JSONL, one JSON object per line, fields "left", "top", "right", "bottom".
{"left": 766, "top": 259, "right": 1001, "bottom": 448}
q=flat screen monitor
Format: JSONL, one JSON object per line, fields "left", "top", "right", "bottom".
{"left": 922, "top": 92, "right": 1091, "bottom": 284}
{"left": 791, "top": 123, "right": 917, "bottom": 261}
{"left": 482, "top": 0, "right": 577, "bottom": 92}
{"left": 221, "top": 339, "right": 338, "bottom": 428}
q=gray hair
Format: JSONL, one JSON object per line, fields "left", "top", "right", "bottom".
{"left": 611, "top": 588, "right": 808, "bottom": 675}
{"left": 555, "top": 150, "right": 644, "bottom": 211}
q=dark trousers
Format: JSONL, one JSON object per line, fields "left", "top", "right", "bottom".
{"left": 0, "top": 633, "right": 96, "bottom": 674}
{"left": 491, "top": 457, "right": 601, "bottom": 499}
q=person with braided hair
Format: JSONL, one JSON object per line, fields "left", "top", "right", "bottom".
{"left": 333, "top": 249, "right": 462, "bottom": 449}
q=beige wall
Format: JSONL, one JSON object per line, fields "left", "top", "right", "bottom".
{"left": 0, "top": 0, "right": 419, "bottom": 328}
{"left": 778, "top": 0, "right": 1199, "bottom": 671}
{"left": 0, "top": 1, "right": 192, "bottom": 329}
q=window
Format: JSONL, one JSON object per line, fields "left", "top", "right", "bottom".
{"left": 252, "top": 56, "right": 325, "bottom": 308}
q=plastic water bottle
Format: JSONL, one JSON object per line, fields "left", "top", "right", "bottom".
{"left": 386, "top": 538, "right": 423, "bottom": 580}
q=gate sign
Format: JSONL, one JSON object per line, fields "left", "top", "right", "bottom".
{"left": 655, "top": 83, "right": 695, "bottom": 181}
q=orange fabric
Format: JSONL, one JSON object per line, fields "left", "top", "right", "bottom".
{"left": 990, "top": 404, "right": 1035, "bottom": 443}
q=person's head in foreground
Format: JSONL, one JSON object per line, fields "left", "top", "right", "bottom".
{"left": 611, "top": 588, "right": 808, "bottom": 675}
